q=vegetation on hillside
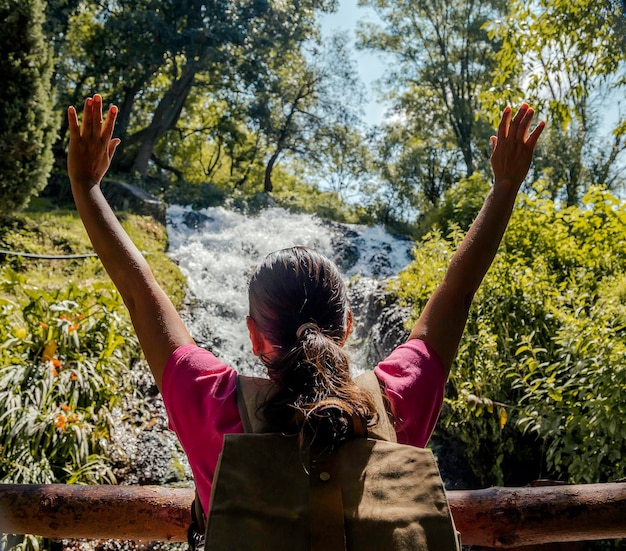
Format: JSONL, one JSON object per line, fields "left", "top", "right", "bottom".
{"left": 0, "top": 204, "right": 185, "bottom": 487}
{"left": 394, "top": 183, "right": 626, "bottom": 486}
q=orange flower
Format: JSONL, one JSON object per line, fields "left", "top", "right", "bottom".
{"left": 39, "top": 322, "right": 49, "bottom": 329}
{"left": 55, "top": 414, "right": 67, "bottom": 432}
{"left": 68, "top": 323, "right": 80, "bottom": 332}
{"left": 70, "top": 372, "right": 78, "bottom": 381}
{"left": 61, "top": 404, "right": 70, "bottom": 412}
{"left": 60, "top": 315, "right": 71, "bottom": 321}
{"left": 49, "top": 358, "right": 62, "bottom": 376}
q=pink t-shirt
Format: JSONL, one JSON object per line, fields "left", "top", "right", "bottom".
{"left": 162, "top": 339, "right": 446, "bottom": 515}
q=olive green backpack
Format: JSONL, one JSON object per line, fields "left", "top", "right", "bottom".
{"left": 190, "top": 371, "right": 460, "bottom": 551}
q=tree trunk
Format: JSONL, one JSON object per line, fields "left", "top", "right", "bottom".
{"left": 131, "top": 61, "right": 198, "bottom": 178}
{"left": 264, "top": 149, "right": 281, "bottom": 192}
{"left": 109, "top": 82, "right": 145, "bottom": 173}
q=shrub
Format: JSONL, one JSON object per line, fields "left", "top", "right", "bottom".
{"left": 0, "top": 269, "right": 139, "bottom": 484}
{"left": 394, "top": 186, "right": 626, "bottom": 485}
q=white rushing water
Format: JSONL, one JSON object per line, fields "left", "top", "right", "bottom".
{"left": 167, "top": 205, "right": 414, "bottom": 376}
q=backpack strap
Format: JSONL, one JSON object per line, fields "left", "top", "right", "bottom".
{"left": 236, "top": 371, "right": 397, "bottom": 441}
{"left": 236, "top": 374, "right": 278, "bottom": 433}
{"left": 187, "top": 488, "right": 206, "bottom": 551}
{"left": 310, "top": 453, "right": 347, "bottom": 551}
{"left": 353, "top": 371, "right": 397, "bottom": 443}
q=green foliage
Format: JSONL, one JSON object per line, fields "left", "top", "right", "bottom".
{"left": 0, "top": 204, "right": 187, "bottom": 308}
{"left": 270, "top": 169, "right": 374, "bottom": 224}
{"left": 417, "top": 173, "right": 492, "bottom": 236}
{"left": 485, "top": 0, "right": 626, "bottom": 204}
{"left": 395, "top": 186, "right": 626, "bottom": 485}
{"left": 358, "top": 0, "right": 506, "bottom": 217}
{"left": 0, "top": 202, "right": 187, "bottom": 550}
{"left": 0, "top": 271, "right": 139, "bottom": 483}
{"left": 0, "top": 0, "right": 58, "bottom": 216}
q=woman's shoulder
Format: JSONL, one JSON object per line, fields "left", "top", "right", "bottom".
{"left": 376, "top": 338, "right": 446, "bottom": 378}
{"left": 162, "top": 344, "right": 238, "bottom": 401}
{"left": 374, "top": 338, "right": 447, "bottom": 447}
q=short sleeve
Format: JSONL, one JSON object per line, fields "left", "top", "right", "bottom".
{"left": 162, "top": 344, "right": 242, "bottom": 514}
{"left": 374, "top": 339, "right": 447, "bottom": 447}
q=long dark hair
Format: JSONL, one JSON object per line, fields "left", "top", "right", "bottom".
{"left": 248, "top": 247, "right": 376, "bottom": 450}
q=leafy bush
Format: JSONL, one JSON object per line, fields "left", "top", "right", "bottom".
{"left": 394, "top": 186, "right": 626, "bottom": 485}
{"left": 0, "top": 0, "right": 57, "bottom": 216}
{"left": 0, "top": 269, "right": 139, "bottom": 484}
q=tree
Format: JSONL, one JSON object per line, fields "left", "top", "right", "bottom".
{"left": 0, "top": 0, "right": 57, "bottom": 216}
{"left": 358, "top": 0, "right": 506, "bottom": 216}
{"left": 488, "top": 0, "right": 626, "bottom": 205}
{"left": 49, "top": 1, "right": 171, "bottom": 170}
{"left": 51, "top": 0, "right": 337, "bottom": 185}
{"left": 248, "top": 35, "right": 367, "bottom": 192}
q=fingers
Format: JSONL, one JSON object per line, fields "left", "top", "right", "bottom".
{"left": 509, "top": 103, "right": 529, "bottom": 140}
{"left": 490, "top": 136, "right": 497, "bottom": 154}
{"left": 93, "top": 94, "right": 103, "bottom": 138}
{"left": 108, "top": 138, "right": 121, "bottom": 161}
{"left": 516, "top": 106, "right": 536, "bottom": 141}
{"left": 497, "top": 106, "right": 512, "bottom": 140}
{"left": 497, "top": 103, "right": 545, "bottom": 147}
{"left": 81, "top": 97, "right": 93, "bottom": 136}
{"left": 69, "top": 94, "right": 119, "bottom": 143}
{"left": 102, "top": 104, "right": 118, "bottom": 143}
{"left": 67, "top": 106, "right": 79, "bottom": 139}
{"left": 526, "top": 120, "right": 546, "bottom": 149}
{"left": 514, "top": 104, "right": 545, "bottom": 149}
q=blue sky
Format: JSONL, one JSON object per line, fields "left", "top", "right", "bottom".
{"left": 319, "top": 1, "right": 625, "bottom": 141}
{"left": 318, "top": 0, "right": 390, "bottom": 125}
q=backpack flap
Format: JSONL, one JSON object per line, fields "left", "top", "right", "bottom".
{"left": 205, "top": 433, "right": 459, "bottom": 551}
{"left": 337, "top": 439, "right": 460, "bottom": 550}
{"left": 205, "top": 433, "right": 311, "bottom": 551}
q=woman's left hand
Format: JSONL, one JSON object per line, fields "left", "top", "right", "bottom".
{"left": 490, "top": 103, "right": 545, "bottom": 190}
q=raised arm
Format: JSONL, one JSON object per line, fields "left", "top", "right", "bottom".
{"left": 409, "top": 103, "right": 545, "bottom": 374}
{"left": 67, "top": 94, "right": 194, "bottom": 390}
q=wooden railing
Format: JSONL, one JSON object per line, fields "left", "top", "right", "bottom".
{"left": 1, "top": 483, "right": 625, "bottom": 548}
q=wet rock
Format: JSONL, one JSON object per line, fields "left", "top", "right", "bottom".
{"left": 347, "top": 276, "right": 411, "bottom": 368}
{"left": 365, "top": 246, "right": 393, "bottom": 278}
{"left": 182, "top": 210, "right": 213, "bottom": 230}
{"left": 109, "top": 361, "right": 191, "bottom": 487}
{"left": 322, "top": 220, "right": 361, "bottom": 272}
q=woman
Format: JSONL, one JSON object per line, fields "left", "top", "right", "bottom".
{"left": 67, "top": 95, "right": 544, "bottom": 535}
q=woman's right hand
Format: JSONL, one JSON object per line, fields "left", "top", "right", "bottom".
{"left": 67, "top": 94, "right": 121, "bottom": 190}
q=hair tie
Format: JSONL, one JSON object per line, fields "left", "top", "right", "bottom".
{"left": 296, "top": 322, "right": 319, "bottom": 340}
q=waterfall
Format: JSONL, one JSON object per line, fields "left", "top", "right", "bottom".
{"left": 110, "top": 206, "right": 417, "bottom": 488}
{"left": 166, "top": 205, "right": 415, "bottom": 377}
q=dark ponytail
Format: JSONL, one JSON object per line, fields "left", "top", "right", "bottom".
{"left": 248, "top": 247, "right": 376, "bottom": 451}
